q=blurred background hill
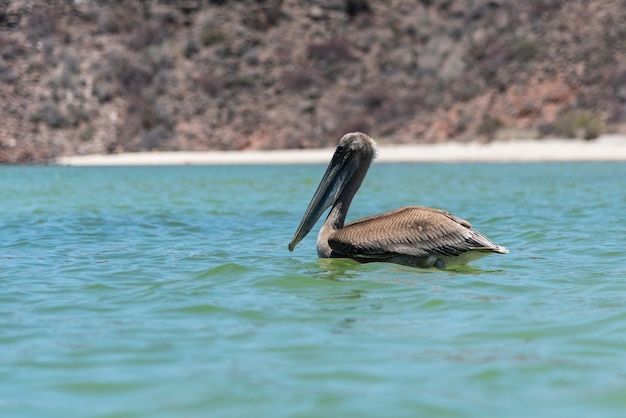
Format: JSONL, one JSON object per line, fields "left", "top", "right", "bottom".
{"left": 1, "top": 0, "right": 626, "bottom": 163}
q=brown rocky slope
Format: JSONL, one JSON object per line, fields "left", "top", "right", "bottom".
{"left": 1, "top": 0, "right": 626, "bottom": 163}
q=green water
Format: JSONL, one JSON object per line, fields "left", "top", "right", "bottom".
{"left": 2, "top": 163, "right": 626, "bottom": 417}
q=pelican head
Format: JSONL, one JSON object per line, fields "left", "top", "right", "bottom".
{"left": 288, "top": 132, "right": 377, "bottom": 252}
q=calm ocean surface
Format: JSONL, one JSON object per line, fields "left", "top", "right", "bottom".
{"left": 2, "top": 162, "right": 626, "bottom": 417}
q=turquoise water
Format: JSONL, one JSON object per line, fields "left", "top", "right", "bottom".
{"left": 2, "top": 162, "right": 626, "bottom": 417}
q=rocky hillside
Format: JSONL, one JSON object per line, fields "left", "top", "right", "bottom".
{"left": 1, "top": 0, "right": 626, "bottom": 163}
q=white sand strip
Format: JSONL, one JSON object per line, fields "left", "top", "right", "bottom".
{"left": 56, "top": 135, "right": 626, "bottom": 166}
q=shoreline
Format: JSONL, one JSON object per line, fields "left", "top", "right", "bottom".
{"left": 56, "top": 135, "right": 626, "bottom": 166}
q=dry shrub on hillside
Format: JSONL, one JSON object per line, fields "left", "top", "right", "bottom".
{"left": 0, "top": 61, "right": 16, "bottom": 84}
{"left": 128, "top": 21, "right": 170, "bottom": 50}
{"left": 25, "top": 8, "right": 59, "bottom": 40}
{"left": 117, "top": 94, "right": 175, "bottom": 152}
{"left": 197, "top": 71, "right": 225, "bottom": 96}
{"left": 200, "top": 23, "right": 228, "bottom": 46}
{"left": 241, "top": 0, "right": 284, "bottom": 31}
{"left": 281, "top": 68, "right": 323, "bottom": 92}
{"left": 91, "top": 50, "right": 157, "bottom": 101}
{"left": 97, "top": 5, "right": 138, "bottom": 34}
{"left": 334, "top": 117, "right": 372, "bottom": 138}
{"left": 307, "top": 37, "right": 354, "bottom": 66}
{"left": 0, "top": 35, "right": 27, "bottom": 60}
{"left": 553, "top": 110, "right": 603, "bottom": 140}
{"left": 361, "top": 86, "right": 388, "bottom": 112}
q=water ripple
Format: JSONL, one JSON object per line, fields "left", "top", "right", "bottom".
{"left": 2, "top": 164, "right": 626, "bottom": 418}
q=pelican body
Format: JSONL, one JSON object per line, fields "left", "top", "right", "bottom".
{"left": 288, "top": 132, "right": 508, "bottom": 269}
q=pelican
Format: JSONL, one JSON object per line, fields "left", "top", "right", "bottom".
{"left": 288, "top": 132, "right": 508, "bottom": 269}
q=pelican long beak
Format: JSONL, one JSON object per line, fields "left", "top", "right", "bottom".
{"left": 288, "top": 147, "right": 353, "bottom": 251}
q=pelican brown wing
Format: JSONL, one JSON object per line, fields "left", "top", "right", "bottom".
{"left": 327, "top": 206, "right": 506, "bottom": 268}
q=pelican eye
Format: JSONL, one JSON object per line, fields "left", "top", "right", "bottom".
{"left": 334, "top": 145, "right": 346, "bottom": 158}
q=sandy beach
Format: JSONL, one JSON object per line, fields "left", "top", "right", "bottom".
{"left": 56, "top": 135, "right": 626, "bottom": 166}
